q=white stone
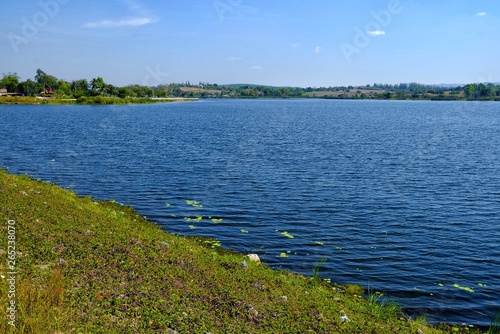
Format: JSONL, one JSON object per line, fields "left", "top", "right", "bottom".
{"left": 246, "top": 254, "right": 261, "bottom": 265}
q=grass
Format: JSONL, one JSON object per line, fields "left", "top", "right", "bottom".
{"left": 488, "top": 310, "right": 500, "bottom": 334}
{"left": 0, "top": 96, "right": 192, "bottom": 105}
{"left": 0, "top": 169, "right": 483, "bottom": 333}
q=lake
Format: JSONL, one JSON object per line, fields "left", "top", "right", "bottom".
{"left": 1, "top": 99, "right": 499, "bottom": 328}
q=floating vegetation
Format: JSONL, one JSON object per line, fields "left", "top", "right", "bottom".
{"left": 281, "top": 231, "right": 294, "bottom": 239}
{"left": 313, "top": 241, "right": 324, "bottom": 246}
{"left": 184, "top": 216, "right": 203, "bottom": 222}
{"left": 186, "top": 200, "right": 203, "bottom": 208}
{"left": 189, "top": 225, "right": 196, "bottom": 229}
{"left": 324, "top": 278, "right": 331, "bottom": 283}
{"left": 241, "top": 229, "right": 249, "bottom": 234}
{"left": 438, "top": 283, "right": 444, "bottom": 287}
{"left": 478, "top": 283, "right": 487, "bottom": 287}
{"left": 278, "top": 253, "right": 288, "bottom": 258}
{"left": 453, "top": 284, "right": 474, "bottom": 293}
{"left": 211, "top": 218, "right": 223, "bottom": 223}
{"left": 165, "top": 203, "right": 171, "bottom": 207}
{"left": 170, "top": 214, "right": 177, "bottom": 218}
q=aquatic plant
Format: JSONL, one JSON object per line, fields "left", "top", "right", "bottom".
{"left": 453, "top": 284, "right": 474, "bottom": 293}
{"left": 184, "top": 216, "right": 203, "bottom": 222}
{"left": 186, "top": 200, "right": 203, "bottom": 208}
{"left": 311, "top": 257, "right": 327, "bottom": 287}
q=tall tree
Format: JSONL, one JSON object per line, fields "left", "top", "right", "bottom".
{"left": 90, "top": 77, "right": 107, "bottom": 95}
{"left": 35, "top": 69, "right": 58, "bottom": 90}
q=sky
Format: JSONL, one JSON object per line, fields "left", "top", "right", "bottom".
{"left": 1, "top": 0, "right": 499, "bottom": 87}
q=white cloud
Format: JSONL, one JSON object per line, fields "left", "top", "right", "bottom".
{"left": 227, "top": 57, "right": 241, "bottom": 61}
{"left": 476, "top": 12, "right": 487, "bottom": 16}
{"left": 292, "top": 43, "right": 300, "bottom": 49}
{"left": 315, "top": 46, "right": 321, "bottom": 53}
{"left": 84, "top": 17, "right": 157, "bottom": 28}
{"left": 368, "top": 30, "right": 386, "bottom": 36}
{"left": 250, "top": 65, "right": 263, "bottom": 70}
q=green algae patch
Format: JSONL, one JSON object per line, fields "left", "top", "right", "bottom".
{"left": 0, "top": 169, "right": 476, "bottom": 333}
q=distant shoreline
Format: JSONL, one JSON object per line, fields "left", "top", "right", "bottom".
{"left": 2, "top": 95, "right": 500, "bottom": 106}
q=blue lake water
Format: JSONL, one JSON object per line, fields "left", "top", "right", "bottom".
{"left": 1, "top": 99, "right": 499, "bottom": 327}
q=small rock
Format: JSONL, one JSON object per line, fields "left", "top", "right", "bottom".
{"left": 248, "top": 306, "right": 259, "bottom": 318}
{"left": 340, "top": 314, "right": 351, "bottom": 323}
{"left": 160, "top": 241, "right": 169, "bottom": 248}
{"left": 84, "top": 230, "right": 92, "bottom": 236}
{"left": 280, "top": 295, "right": 288, "bottom": 302}
{"left": 417, "top": 329, "right": 424, "bottom": 334}
{"left": 240, "top": 260, "right": 248, "bottom": 269}
{"left": 58, "top": 258, "right": 67, "bottom": 265}
{"left": 246, "top": 254, "right": 261, "bottom": 265}
{"left": 253, "top": 282, "right": 263, "bottom": 289}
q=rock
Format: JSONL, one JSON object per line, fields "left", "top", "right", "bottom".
{"left": 246, "top": 254, "right": 261, "bottom": 265}
{"left": 340, "top": 314, "right": 351, "bottom": 323}
{"left": 240, "top": 260, "right": 248, "bottom": 269}
{"left": 58, "top": 258, "right": 67, "bottom": 265}
{"left": 84, "top": 229, "right": 92, "bottom": 236}
{"left": 160, "top": 241, "right": 169, "bottom": 248}
{"left": 280, "top": 295, "right": 288, "bottom": 302}
{"left": 417, "top": 329, "right": 424, "bottom": 334}
{"left": 248, "top": 306, "right": 259, "bottom": 318}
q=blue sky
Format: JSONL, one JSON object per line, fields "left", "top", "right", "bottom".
{"left": 1, "top": 0, "right": 498, "bottom": 87}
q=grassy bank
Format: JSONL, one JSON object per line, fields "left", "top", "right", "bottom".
{"left": 0, "top": 96, "right": 195, "bottom": 105}
{"left": 0, "top": 170, "right": 481, "bottom": 333}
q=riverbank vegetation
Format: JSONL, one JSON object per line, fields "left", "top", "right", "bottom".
{"left": 2, "top": 69, "right": 500, "bottom": 104}
{"left": 0, "top": 169, "right": 484, "bottom": 333}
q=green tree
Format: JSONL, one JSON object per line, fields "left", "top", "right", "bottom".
{"left": 35, "top": 69, "right": 58, "bottom": 91}
{"left": 117, "top": 87, "right": 133, "bottom": 98}
{"left": 70, "top": 79, "right": 90, "bottom": 98}
{"left": 18, "top": 79, "right": 39, "bottom": 96}
{"left": 463, "top": 84, "right": 475, "bottom": 99}
{"left": 90, "top": 77, "right": 107, "bottom": 95}
{"left": 0, "top": 73, "right": 20, "bottom": 92}
{"left": 55, "top": 80, "right": 72, "bottom": 97}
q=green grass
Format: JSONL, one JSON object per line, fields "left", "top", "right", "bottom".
{"left": 0, "top": 96, "right": 189, "bottom": 105}
{"left": 0, "top": 169, "right": 482, "bottom": 333}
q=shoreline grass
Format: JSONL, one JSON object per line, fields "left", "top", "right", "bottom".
{"left": 0, "top": 169, "right": 483, "bottom": 333}
{"left": 0, "top": 96, "right": 196, "bottom": 105}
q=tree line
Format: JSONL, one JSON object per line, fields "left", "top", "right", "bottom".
{"left": 1, "top": 69, "right": 500, "bottom": 101}
{"left": 0, "top": 69, "right": 170, "bottom": 99}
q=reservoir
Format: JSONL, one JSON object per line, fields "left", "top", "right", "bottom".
{"left": 1, "top": 99, "right": 499, "bottom": 327}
